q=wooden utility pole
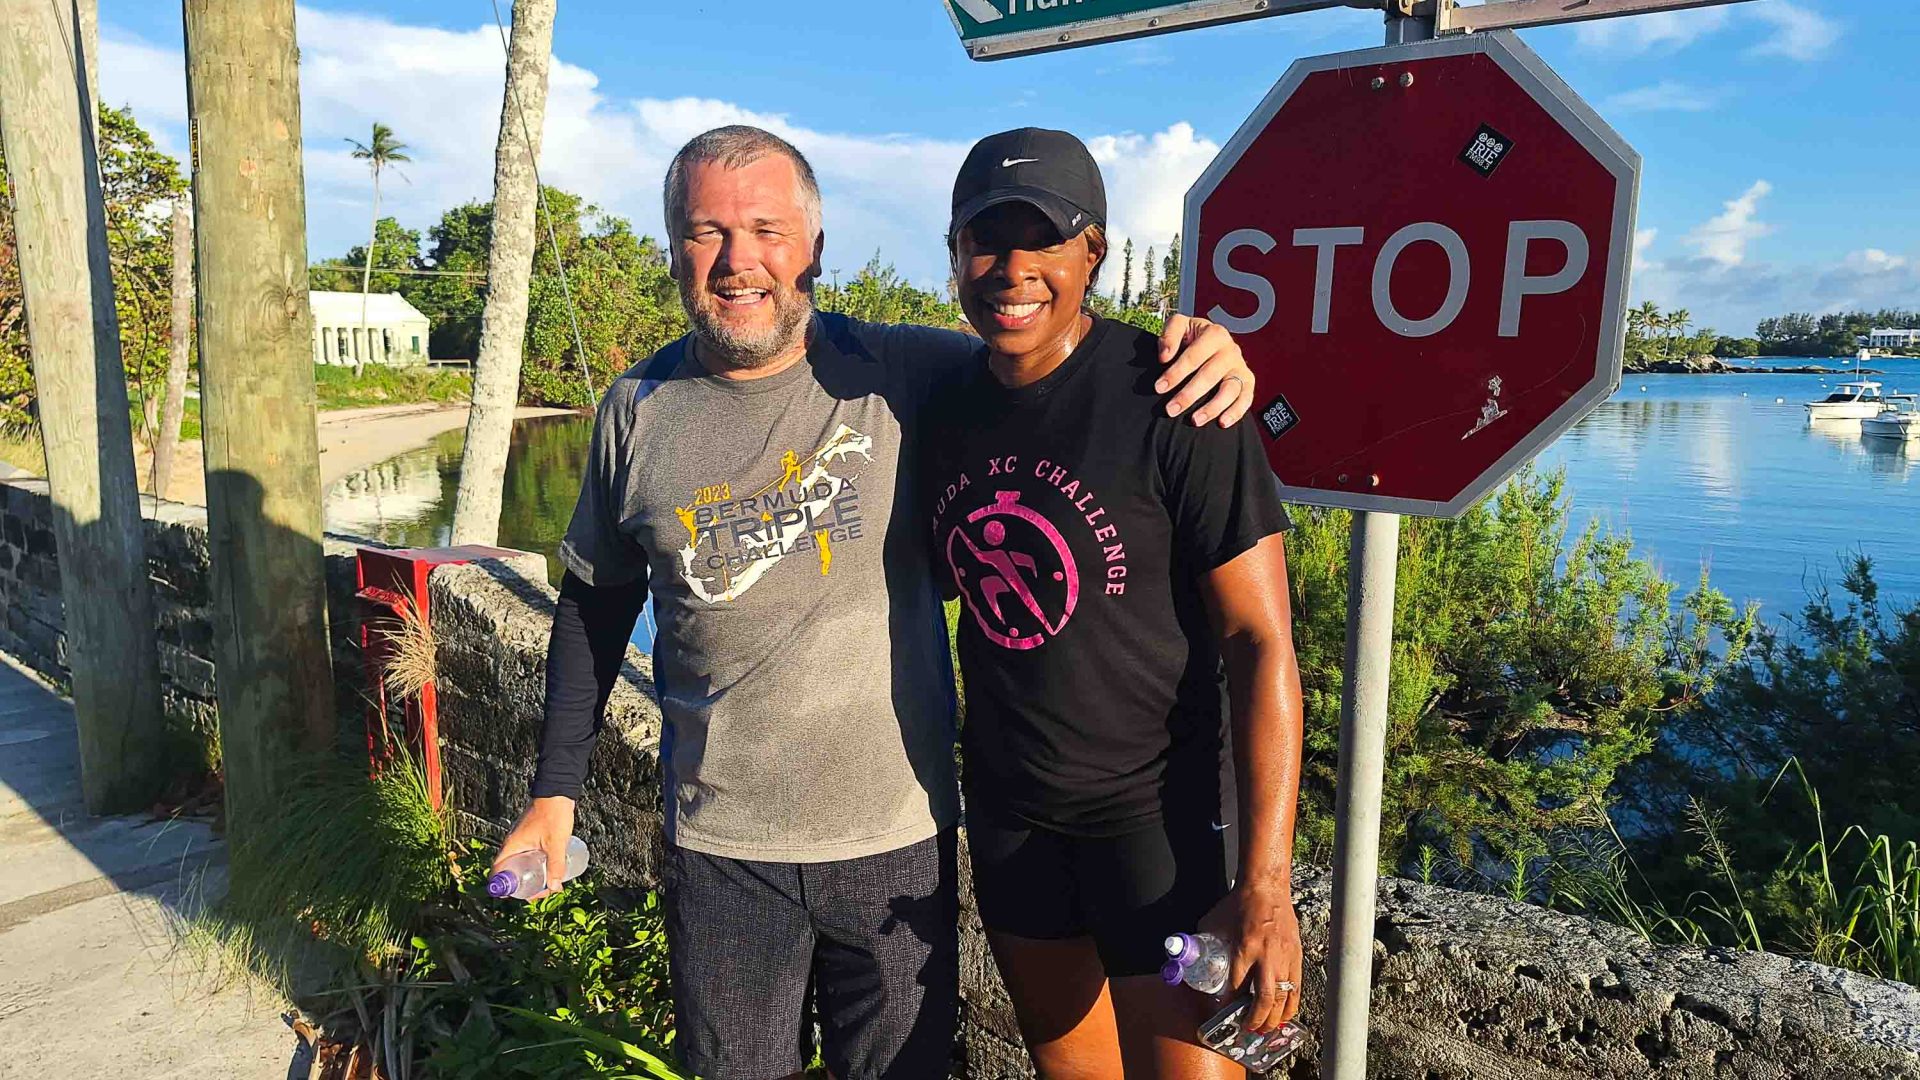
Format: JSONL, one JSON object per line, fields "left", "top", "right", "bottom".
{"left": 153, "top": 195, "right": 192, "bottom": 498}
{"left": 450, "top": 0, "right": 556, "bottom": 545}
{"left": 0, "top": 0, "right": 169, "bottom": 813}
{"left": 181, "top": 0, "right": 336, "bottom": 836}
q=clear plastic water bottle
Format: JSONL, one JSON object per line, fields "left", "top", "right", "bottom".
{"left": 488, "top": 836, "right": 590, "bottom": 900}
{"left": 1162, "top": 931, "right": 1231, "bottom": 995}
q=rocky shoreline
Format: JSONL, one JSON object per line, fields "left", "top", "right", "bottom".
{"left": 1628, "top": 356, "right": 1889, "bottom": 376}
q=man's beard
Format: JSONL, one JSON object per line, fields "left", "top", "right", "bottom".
{"left": 681, "top": 274, "right": 815, "bottom": 371}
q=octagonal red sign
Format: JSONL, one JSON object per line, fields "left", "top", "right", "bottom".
{"left": 1181, "top": 32, "right": 1639, "bottom": 517}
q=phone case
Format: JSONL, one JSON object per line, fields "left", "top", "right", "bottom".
{"left": 1196, "top": 994, "right": 1305, "bottom": 1074}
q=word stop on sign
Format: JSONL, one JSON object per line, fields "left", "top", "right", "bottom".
{"left": 1206, "top": 219, "right": 1589, "bottom": 339}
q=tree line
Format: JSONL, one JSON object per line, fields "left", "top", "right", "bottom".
{"left": 0, "top": 105, "right": 188, "bottom": 437}
{"left": 1756, "top": 309, "right": 1920, "bottom": 357}
{"left": 309, "top": 187, "right": 686, "bottom": 409}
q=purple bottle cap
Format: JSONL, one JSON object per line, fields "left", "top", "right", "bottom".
{"left": 487, "top": 870, "right": 517, "bottom": 899}
{"left": 1163, "top": 932, "right": 1199, "bottom": 965}
{"left": 1160, "top": 959, "right": 1187, "bottom": 986}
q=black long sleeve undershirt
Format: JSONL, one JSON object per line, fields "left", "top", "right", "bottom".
{"left": 530, "top": 569, "right": 648, "bottom": 800}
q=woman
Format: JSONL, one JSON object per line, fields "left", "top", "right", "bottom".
{"left": 928, "top": 127, "right": 1307, "bottom": 1078}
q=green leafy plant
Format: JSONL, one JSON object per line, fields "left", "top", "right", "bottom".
{"left": 399, "top": 839, "right": 683, "bottom": 1078}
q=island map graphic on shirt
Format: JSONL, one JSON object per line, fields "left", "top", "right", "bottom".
{"left": 672, "top": 423, "right": 873, "bottom": 603}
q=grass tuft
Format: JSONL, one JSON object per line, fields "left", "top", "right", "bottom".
{"left": 374, "top": 593, "right": 437, "bottom": 705}
{"left": 193, "top": 748, "right": 452, "bottom": 996}
{"left": 313, "top": 365, "right": 472, "bottom": 411}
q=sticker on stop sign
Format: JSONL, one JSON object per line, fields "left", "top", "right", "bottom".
{"left": 1181, "top": 32, "right": 1639, "bottom": 518}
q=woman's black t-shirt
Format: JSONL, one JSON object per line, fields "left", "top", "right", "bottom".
{"left": 926, "top": 316, "right": 1291, "bottom": 837}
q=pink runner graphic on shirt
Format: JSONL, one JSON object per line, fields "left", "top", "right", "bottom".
{"left": 946, "top": 491, "right": 1080, "bottom": 650}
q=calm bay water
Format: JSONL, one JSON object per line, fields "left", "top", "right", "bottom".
{"left": 1535, "top": 358, "right": 1920, "bottom": 617}
{"left": 324, "top": 357, "right": 1920, "bottom": 645}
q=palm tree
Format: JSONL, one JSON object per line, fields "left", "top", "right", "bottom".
{"left": 346, "top": 122, "right": 410, "bottom": 375}
{"left": 1629, "top": 299, "right": 1658, "bottom": 340}
{"left": 451, "top": 0, "right": 556, "bottom": 545}
{"left": 1667, "top": 307, "right": 1692, "bottom": 361}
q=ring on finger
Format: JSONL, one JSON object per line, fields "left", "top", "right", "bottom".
{"left": 1270, "top": 980, "right": 1297, "bottom": 994}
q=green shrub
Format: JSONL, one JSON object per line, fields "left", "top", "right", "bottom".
{"left": 403, "top": 840, "right": 683, "bottom": 1079}
{"left": 313, "top": 364, "right": 474, "bottom": 410}
{"left": 1284, "top": 466, "right": 1752, "bottom": 874}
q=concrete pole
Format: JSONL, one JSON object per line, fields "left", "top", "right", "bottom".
{"left": 181, "top": 0, "right": 337, "bottom": 838}
{"left": 1321, "top": 19, "right": 1434, "bottom": 1080}
{"left": 0, "top": 0, "right": 169, "bottom": 813}
{"left": 152, "top": 195, "right": 193, "bottom": 499}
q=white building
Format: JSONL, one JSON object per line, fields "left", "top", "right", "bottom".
{"left": 1861, "top": 328, "right": 1920, "bottom": 351}
{"left": 309, "top": 291, "right": 431, "bottom": 367}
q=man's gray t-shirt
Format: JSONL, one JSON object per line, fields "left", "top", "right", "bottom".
{"left": 559, "top": 314, "right": 973, "bottom": 862}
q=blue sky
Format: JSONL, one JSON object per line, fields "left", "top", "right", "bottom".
{"left": 97, "top": 1, "right": 1914, "bottom": 336}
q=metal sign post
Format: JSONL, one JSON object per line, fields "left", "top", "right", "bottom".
{"left": 1322, "top": 12, "right": 1423, "bottom": 1073}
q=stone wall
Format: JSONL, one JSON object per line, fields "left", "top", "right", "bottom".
{"left": 0, "top": 478, "right": 386, "bottom": 757}
{"left": 426, "top": 561, "right": 669, "bottom": 888}
{"left": 6, "top": 476, "right": 1919, "bottom": 1077}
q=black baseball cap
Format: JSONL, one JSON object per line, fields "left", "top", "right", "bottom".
{"left": 950, "top": 127, "right": 1107, "bottom": 246}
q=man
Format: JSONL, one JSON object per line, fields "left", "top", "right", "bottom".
{"left": 493, "top": 125, "right": 1258, "bottom": 1080}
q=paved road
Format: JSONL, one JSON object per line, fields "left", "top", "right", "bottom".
{"left": 0, "top": 658, "right": 297, "bottom": 1078}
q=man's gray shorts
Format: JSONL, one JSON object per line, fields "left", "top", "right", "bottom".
{"left": 664, "top": 830, "right": 958, "bottom": 1079}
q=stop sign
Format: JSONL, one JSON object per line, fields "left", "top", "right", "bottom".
{"left": 1182, "top": 32, "right": 1639, "bottom": 517}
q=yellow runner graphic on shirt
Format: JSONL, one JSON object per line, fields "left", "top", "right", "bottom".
{"left": 674, "top": 424, "right": 872, "bottom": 603}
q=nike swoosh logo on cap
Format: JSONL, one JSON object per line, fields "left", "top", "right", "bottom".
{"left": 1001, "top": 157, "right": 1039, "bottom": 167}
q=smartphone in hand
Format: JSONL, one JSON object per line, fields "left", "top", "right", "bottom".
{"left": 1196, "top": 993, "right": 1305, "bottom": 1074}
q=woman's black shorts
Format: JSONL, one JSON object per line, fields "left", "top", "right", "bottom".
{"left": 967, "top": 805, "right": 1238, "bottom": 977}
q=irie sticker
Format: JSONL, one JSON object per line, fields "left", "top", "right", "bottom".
{"left": 1259, "top": 393, "right": 1300, "bottom": 441}
{"left": 1459, "top": 124, "right": 1514, "bottom": 177}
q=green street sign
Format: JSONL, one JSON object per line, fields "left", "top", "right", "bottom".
{"left": 946, "top": 0, "right": 1342, "bottom": 60}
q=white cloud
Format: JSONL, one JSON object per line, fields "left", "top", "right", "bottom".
{"left": 1601, "top": 81, "right": 1722, "bottom": 114}
{"left": 1574, "top": 2, "right": 1837, "bottom": 61}
{"left": 1084, "top": 124, "right": 1220, "bottom": 298}
{"left": 1576, "top": 8, "right": 1731, "bottom": 53}
{"left": 98, "top": 31, "right": 187, "bottom": 125}
{"left": 1843, "top": 248, "right": 1909, "bottom": 273}
{"left": 1686, "top": 180, "right": 1773, "bottom": 267}
{"left": 1632, "top": 185, "right": 1917, "bottom": 334}
{"left": 1747, "top": 1, "right": 1840, "bottom": 61}
{"left": 1634, "top": 227, "right": 1659, "bottom": 262}
{"left": 1634, "top": 249, "right": 1920, "bottom": 335}
{"left": 93, "top": 8, "right": 1217, "bottom": 297}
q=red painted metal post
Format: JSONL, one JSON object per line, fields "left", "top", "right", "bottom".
{"left": 355, "top": 545, "right": 526, "bottom": 808}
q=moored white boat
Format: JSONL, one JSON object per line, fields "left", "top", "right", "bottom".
{"left": 1861, "top": 394, "right": 1920, "bottom": 441}
{"left": 1805, "top": 381, "right": 1885, "bottom": 420}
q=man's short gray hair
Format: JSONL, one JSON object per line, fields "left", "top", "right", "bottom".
{"left": 663, "top": 125, "right": 822, "bottom": 240}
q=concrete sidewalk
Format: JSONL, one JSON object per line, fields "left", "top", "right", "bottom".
{"left": 0, "top": 657, "right": 297, "bottom": 1078}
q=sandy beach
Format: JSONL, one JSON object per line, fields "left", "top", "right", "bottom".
{"left": 125, "top": 402, "right": 578, "bottom": 507}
